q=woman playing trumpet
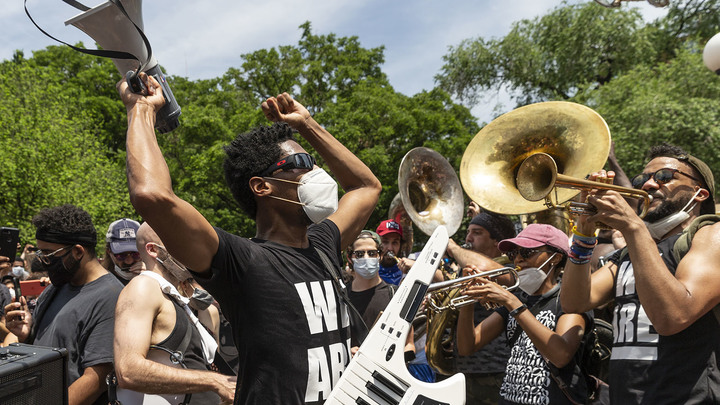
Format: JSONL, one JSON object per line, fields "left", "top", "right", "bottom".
{"left": 456, "top": 223, "right": 593, "bottom": 405}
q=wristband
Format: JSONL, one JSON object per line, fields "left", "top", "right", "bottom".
{"left": 404, "top": 350, "right": 416, "bottom": 362}
{"left": 572, "top": 226, "right": 596, "bottom": 239}
{"left": 509, "top": 304, "right": 528, "bottom": 318}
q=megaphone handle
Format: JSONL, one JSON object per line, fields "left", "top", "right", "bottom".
{"left": 126, "top": 71, "right": 148, "bottom": 95}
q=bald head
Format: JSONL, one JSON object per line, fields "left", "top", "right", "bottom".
{"left": 136, "top": 222, "right": 161, "bottom": 271}
{"left": 137, "top": 222, "right": 161, "bottom": 248}
{"left": 136, "top": 222, "right": 192, "bottom": 283}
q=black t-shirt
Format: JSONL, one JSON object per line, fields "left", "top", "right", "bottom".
{"left": 348, "top": 281, "right": 394, "bottom": 346}
{"left": 608, "top": 235, "right": 720, "bottom": 404}
{"left": 33, "top": 273, "right": 122, "bottom": 405}
{"left": 195, "top": 220, "right": 351, "bottom": 405}
{"left": 496, "top": 286, "right": 590, "bottom": 405}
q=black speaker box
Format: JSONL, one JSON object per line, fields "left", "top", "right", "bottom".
{"left": 0, "top": 343, "right": 68, "bottom": 405}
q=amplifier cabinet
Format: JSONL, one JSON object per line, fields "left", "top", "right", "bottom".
{"left": 0, "top": 343, "right": 68, "bottom": 405}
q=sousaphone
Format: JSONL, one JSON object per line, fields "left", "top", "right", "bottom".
{"left": 461, "top": 101, "right": 611, "bottom": 214}
{"left": 398, "top": 147, "right": 464, "bottom": 237}
{"left": 459, "top": 101, "right": 653, "bottom": 219}
{"left": 397, "top": 147, "right": 464, "bottom": 376}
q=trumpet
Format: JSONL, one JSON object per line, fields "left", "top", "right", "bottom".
{"left": 426, "top": 266, "right": 520, "bottom": 312}
{"left": 516, "top": 152, "right": 651, "bottom": 219}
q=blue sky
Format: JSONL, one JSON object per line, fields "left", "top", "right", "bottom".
{"left": 3, "top": 0, "right": 668, "bottom": 122}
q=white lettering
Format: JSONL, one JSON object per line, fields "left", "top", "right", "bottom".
{"left": 305, "top": 347, "right": 331, "bottom": 401}
{"left": 610, "top": 260, "right": 659, "bottom": 360}
{"left": 615, "top": 302, "right": 636, "bottom": 344}
{"left": 295, "top": 280, "right": 339, "bottom": 334}
{"left": 328, "top": 341, "right": 349, "bottom": 385}
{"left": 636, "top": 305, "right": 659, "bottom": 344}
{"left": 617, "top": 260, "right": 634, "bottom": 297}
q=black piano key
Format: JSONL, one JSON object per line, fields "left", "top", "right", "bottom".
{"left": 356, "top": 397, "right": 372, "bottom": 405}
{"left": 372, "top": 370, "right": 406, "bottom": 397}
{"left": 412, "top": 394, "right": 450, "bottom": 405}
{"left": 365, "top": 381, "right": 399, "bottom": 405}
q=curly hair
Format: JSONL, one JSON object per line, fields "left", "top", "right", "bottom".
{"left": 32, "top": 204, "right": 98, "bottom": 257}
{"left": 223, "top": 123, "right": 297, "bottom": 219}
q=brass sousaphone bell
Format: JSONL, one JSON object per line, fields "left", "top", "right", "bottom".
{"left": 396, "top": 147, "right": 465, "bottom": 376}
{"left": 460, "top": 101, "right": 649, "bottom": 218}
{"left": 398, "top": 147, "right": 464, "bottom": 237}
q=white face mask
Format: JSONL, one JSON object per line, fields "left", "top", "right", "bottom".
{"left": 113, "top": 264, "right": 136, "bottom": 281}
{"left": 644, "top": 189, "right": 701, "bottom": 240}
{"left": 266, "top": 168, "right": 339, "bottom": 224}
{"left": 11, "top": 267, "right": 28, "bottom": 280}
{"left": 353, "top": 257, "right": 380, "bottom": 279}
{"left": 517, "top": 252, "right": 557, "bottom": 295}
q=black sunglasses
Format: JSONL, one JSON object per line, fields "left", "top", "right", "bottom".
{"left": 351, "top": 250, "right": 380, "bottom": 259}
{"left": 261, "top": 153, "right": 316, "bottom": 177}
{"left": 506, "top": 248, "right": 552, "bottom": 261}
{"left": 630, "top": 168, "right": 700, "bottom": 189}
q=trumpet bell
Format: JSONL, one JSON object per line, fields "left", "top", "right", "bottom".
{"left": 399, "top": 147, "right": 464, "bottom": 236}
{"left": 460, "top": 101, "right": 611, "bottom": 215}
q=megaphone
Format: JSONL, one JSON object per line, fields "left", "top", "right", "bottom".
{"left": 64, "top": 0, "right": 181, "bottom": 133}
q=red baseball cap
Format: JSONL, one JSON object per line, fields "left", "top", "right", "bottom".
{"left": 497, "top": 223, "right": 569, "bottom": 255}
{"left": 376, "top": 219, "right": 403, "bottom": 238}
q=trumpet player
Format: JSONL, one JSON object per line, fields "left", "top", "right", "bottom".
{"left": 560, "top": 144, "right": 720, "bottom": 404}
{"left": 375, "top": 219, "right": 414, "bottom": 285}
{"left": 446, "top": 212, "right": 517, "bottom": 404}
{"left": 457, "top": 224, "right": 593, "bottom": 405}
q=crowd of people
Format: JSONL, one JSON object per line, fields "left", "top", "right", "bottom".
{"left": 0, "top": 71, "right": 717, "bottom": 405}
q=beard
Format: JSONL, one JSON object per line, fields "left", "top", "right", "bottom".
{"left": 643, "top": 192, "right": 692, "bottom": 223}
{"left": 380, "top": 251, "right": 397, "bottom": 268}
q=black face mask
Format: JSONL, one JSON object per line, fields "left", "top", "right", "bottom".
{"left": 188, "top": 288, "right": 214, "bottom": 311}
{"left": 43, "top": 253, "right": 82, "bottom": 287}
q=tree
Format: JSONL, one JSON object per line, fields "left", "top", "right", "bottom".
{"left": 577, "top": 46, "right": 720, "bottom": 183}
{"left": 0, "top": 52, "right": 134, "bottom": 247}
{"left": 436, "top": 2, "right": 659, "bottom": 107}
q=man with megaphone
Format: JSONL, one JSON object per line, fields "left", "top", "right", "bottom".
{"left": 117, "top": 73, "right": 381, "bottom": 405}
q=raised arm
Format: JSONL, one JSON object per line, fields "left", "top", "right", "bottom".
{"left": 446, "top": 239, "right": 502, "bottom": 271}
{"left": 114, "top": 277, "right": 234, "bottom": 402}
{"left": 560, "top": 171, "right": 618, "bottom": 314}
{"left": 620, "top": 220, "right": 720, "bottom": 335}
{"left": 262, "top": 93, "right": 381, "bottom": 249}
{"left": 117, "top": 74, "right": 218, "bottom": 274}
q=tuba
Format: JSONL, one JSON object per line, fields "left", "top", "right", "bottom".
{"left": 398, "top": 147, "right": 464, "bottom": 237}
{"left": 397, "top": 147, "right": 466, "bottom": 376}
{"left": 460, "top": 101, "right": 649, "bottom": 219}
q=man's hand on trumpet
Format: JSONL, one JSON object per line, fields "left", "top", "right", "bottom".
{"left": 578, "top": 169, "right": 646, "bottom": 236}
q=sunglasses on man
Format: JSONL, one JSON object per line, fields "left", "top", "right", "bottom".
{"left": 630, "top": 168, "right": 700, "bottom": 189}
{"left": 261, "top": 153, "right": 316, "bottom": 177}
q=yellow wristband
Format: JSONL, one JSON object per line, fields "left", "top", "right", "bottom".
{"left": 572, "top": 225, "right": 595, "bottom": 238}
